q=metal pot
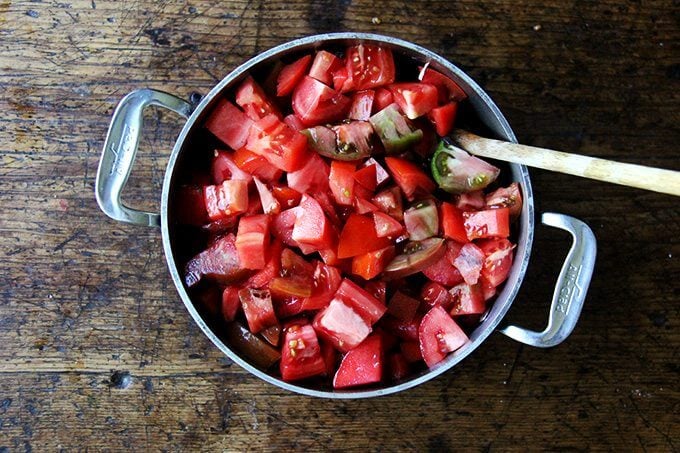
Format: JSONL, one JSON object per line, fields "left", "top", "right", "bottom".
{"left": 95, "top": 33, "right": 596, "bottom": 398}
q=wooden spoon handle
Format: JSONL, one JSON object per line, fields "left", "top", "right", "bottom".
{"left": 452, "top": 130, "right": 680, "bottom": 197}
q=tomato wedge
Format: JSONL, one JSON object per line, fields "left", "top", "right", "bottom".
{"left": 246, "top": 114, "right": 309, "bottom": 172}
{"left": 478, "top": 238, "right": 515, "bottom": 288}
{"left": 419, "top": 67, "right": 468, "bottom": 102}
{"left": 292, "top": 194, "right": 336, "bottom": 251}
{"left": 428, "top": 101, "right": 458, "bottom": 137}
{"left": 292, "top": 76, "right": 351, "bottom": 126}
{"left": 339, "top": 44, "right": 396, "bottom": 92}
{"left": 277, "top": 54, "right": 312, "bottom": 97}
{"left": 235, "top": 214, "right": 271, "bottom": 270}
{"left": 313, "top": 298, "right": 371, "bottom": 352}
{"left": 280, "top": 324, "right": 326, "bottom": 381}
{"left": 439, "top": 202, "right": 468, "bottom": 243}
{"left": 204, "top": 99, "right": 254, "bottom": 150}
{"left": 235, "top": 76, "right": 281, "bottom": 120}
{"left": 389, "top": 83, "right": 439, "bottom": 119}
{"left": 348, "top": 90, "right": 375, "bottom": 121}
{"left": 384, "top": 157, "right": 436, "bottom": 201}
{"left": 337, "top": 214, "right": 393, "bottom": 259}
{"left": 418, "top": 305, "right": 468, "bottom": 367}
{"left": 333, "top": 335, "right": 383, "bottom": 389}
{"left": 309, "top": 50, "right": 343, "bottom": 86}
{"left": 462, "top": 208, "right": 510, "bottom": 240}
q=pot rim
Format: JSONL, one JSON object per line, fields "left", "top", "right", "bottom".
{"left": 160, "top": 32, "right": 534, "bottom": 398}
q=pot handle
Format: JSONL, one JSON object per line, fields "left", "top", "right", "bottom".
{"left": 95, "top": 89, "right": 192, "bottom": 227}
{"left": 499, "top": 212, "right": 596, "bottom": 347}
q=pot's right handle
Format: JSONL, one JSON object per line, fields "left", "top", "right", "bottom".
{"left": 95, "top": 89, "right": 192, "bottom": 227}
{"left": 499, "top": 212, "right": 596, "bottom": 348}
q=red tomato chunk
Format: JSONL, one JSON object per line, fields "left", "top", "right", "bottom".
{"left": 178, "top": 43, "right": 521, "bottom": 388}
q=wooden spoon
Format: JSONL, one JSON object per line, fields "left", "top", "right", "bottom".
{"left": 452, "top": 130, "right": 680, "bottom": 197}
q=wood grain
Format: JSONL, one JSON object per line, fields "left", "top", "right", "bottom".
{"left": 0, "top": 0, "right": 678, "bottom": 451}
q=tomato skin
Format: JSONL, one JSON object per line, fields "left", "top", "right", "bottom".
{"left": 478, "top": 238, "right": 515, "bottom": 288}
{"left": 205, "top": 99, "right": 254, "bottom": 150}
{"left": 428, "top": 101, "right": 458, "bottom": 137}
{"left": 463, "top": 208, "right": 511, "bottom": 240}
{"left": 233, "top": 147, "right": 282, "bottom": 183}
{"left": 333, "top": 334, "right": 383, "bottom": 389}
{"left": 239, "top": 288, "right": 278, "bottom": 334}
{"left": 422, "top": 252, "right": 464, "bottom": 287}
{"left": 280, "top": 324, "right": 327, "bottom": 381}
{"left": 364, "top": 280, "right": 387, "bottom": 304}
{"left": 340, "top": 44, "right": 396, "bottom": 92}
{"left": 351, "top": 246, "right": 396, "bottom": 280}
{"left": 329, "top": 161, "right": 356, "bottom": 206}
{"left": 389, "top": 83, "right": 439, "bottom": 119}
{"left": 203, "top": 179, "right": 249, "bottom": 221}
{"left": 337, "top": 214, "right": 393, "bottom": 259}
{"left": 449, "top": 283, "right": 485, "bottom": 316}
{"left": 221, "top": 286, "right": 241, "bottom": 322}
{"left": 309, "top": 50, "right": 342, "bottom": 86}
{"left": 373, "top": 87, "right": 395, "bottom": 113}
{"left": 384, "top": 157, "right": 436, "bottom": 201}
{"left": 287, "top": 152, "right": 330, "bottom": 194}
{"left": 419, "top": 305, "right": 469, "bottom": 368}
{"left": 292, "top": 76, "right": 351, "bottom": 126}
{"left": 235, "top": 214, "right": 271, "bottom": 270}
{"left": 313, "top": 298, "right": 372, "bottom": 352}
{"left": 353, "top": 163, "right": 377, "bottom": 191}
{"left": 301, "top": 262, "right": 342, "bottom": 311}
{"left": 277, "top": 54, "right": 312, "bottom": 97}
{"left": 335, "top": 278, "right": 387, "bottom": 324}
{"left": 236, "top": 76, "right": 281, "bottom": 120}
{"left": 246, "top": 115, "right": 310, "bottom": 172}
{"left": 440, "top": 202, "right": 468, "bottom": 243}
{"left": 419, "top": 68, "right": 468, "bottom": 103}
{"left": 348, "top": 89, "right": 375, "bottom": 121}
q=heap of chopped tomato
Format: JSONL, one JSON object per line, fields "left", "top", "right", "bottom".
{"left": 177, "top": 43, "right": 521, "bottom": 389}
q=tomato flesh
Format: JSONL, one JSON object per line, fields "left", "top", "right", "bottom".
{"left": 239, "top": 288, "right": 278, "bottom": 334}
{"left": 389, "top": 83, "right": 439, "bottom": 119}
{"left": 205, "top": 99, "right": 254, "bottom": 150}
{"left": 463, "top": 208, "right": 510, "bottom": 240}
{"left": 313, "top": 298, "right": 372, "bottom": 352}
{"left": 478, "top": 238, "right": 515, "bottom": 288}
{"left": 384, "top": 157, "right": 435, "bottom": 201}
{"left": 203, "top": 179, "right": 249, "bottom": 221}
{"left": 340, "top": 44, "right": 396, "bottom": 92}
{"left": 277, "top": 54, "right": 312, "bottom": 97}
{"left": 236, "top": 76, "right": 281, "bottom": 120}
{"left": 419, "top": 305, "right": 468, "bottom": 367}
{"left": 439, "top": 202, "right": 468, "bottom": 243}
{"left": 292, "top": 194, "right": 336, "bottom": 251}
{"left": 233, "top": 147, "right": 283, "bottom": 182}
{"left": 309, "top": 50, "right": 342, "bottom": 86}
{"left": 292, "top": 76, "right": 351, "bottom": 126}
{"left": 428, "top": 101, "right": 458, "bottom": 137}
{"left": 333, "top": 335, "right": 383, "bottom": 389}
{"left": 246, "top": 114, "right": 309, "bottom": 172}
{"left": 280, "top": 324, "right": 327, "bottom": 381}
{"left": 348, "top": 89, "right": 375, "bottom": 121}
{"left": 337, "top": 214, "right": 393, "bottom": 259}
{"left": 449, "top": 283, "right": 485, "bottom": 316}
{"left": 351, "top": 246, "right": 396, "bottom": 280}
{"left": 235, "top": 214, "right": 271, "bottom": 270}
{"left": 335, "top": 278, "right": 387, "bottom": 324}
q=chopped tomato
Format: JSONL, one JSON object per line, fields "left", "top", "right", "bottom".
{"left": 283, "top": 114, "right": 305, "bottom": 131}
{"left": 372, "top": 186, "right": 404, "bottom": 220}
{"left": 404, "top": 199, "right": 439, "bottom": 240}
{"left": 355, "top": 197, "right": 379, "bottom": 214}
{"left": 332, "top": 66, "right": 348, "bottom": 91}
{"left": 271, "top": 207, "right": 299, "bottom": 248}
{"left": 329, "top": 161, "right": 356, "bottom": 206}
{"left": 387, "top": 291, "right": 420, "bottom": 322}
{"left": 309, "top": 50, "right": 343, "bottom": 86}
{"left": 239, "top": 288, "right": 278, "bottom": 334}
{"left": 478, "top": 238, "right": 515, "bottom": 288}
{"left": 292, "top": 194, "right": 336, "bottom": 251}
{"left": 276, "top": 54, "right": 312, "bottom": 97}
{"left": 485, "top": 182, "right": 523, "bottom": 219}
{"left": 301, "top": 262, "right": 342, "bottom": 311}
{"left": 233, "top": 147, "right": 282, "bottom": 182}
{"left": 280, "top": 324, "right": 326, "bottom": 381}
{"left": 387, "top": 352, "right": 410, "bottom": 381}
{"left": 253, "top": 177, "right": 280, "bottom": 215}
{"left": 364, "top": 280, "right": 387, "bottom": 304}
{"left": 333, "top": 335, "right": 383, "bottom": 388}
{"left": 422, "top": 252, "right": 464, "bottom": 287}
{"left": 428, "top": 101, "right": 458, "bottom": 137}
{"left": 333, "top": 120, "right": 374, "bottom": 158}
{"left": 203, "top": 179, "right": 249, "bottom": 221}
{"left": 419, "top": 305, "right": 468, "bottom": 367}
{"left": 353, "top": 164, "right": 377, "bottom": 191}
{"left": 212, "top": 150, "right": 251, "bottom": 184}
{"left": 453, "top": 242, "right": 485, "bottom": 285}
{"left": 348, "top": 90, "right": 375, "bottom": 121}
{"left": 380, "top": 314, "right": 421, "bottom": 341}
{"left": 419, "top": 67, "right": 467, "bottom": 103}
{"left": 384, "top": 157, "right": 436, "bottom": 201}
{"left": 373, "top": 87, "right": 395, "bottom": 112}
{"left": 313, "top": 298, "right": 371, "bottom": 352}
{"left": 222, "top": 286, "right": 241, "bottom": 321}
{"left": 449, "top": 283, "right": 485, "bottom": 316}
{"left": 456, "top": 190, "right": 486, "bottom": 210}
{"left": 269, "top": 276, "right": 313, "bottom": 298}
{"left": 280, "top": 247, "right": 315, "bottom": 277}
{"left": 235, "top": 214, "right": 270, "bottom": 270}
{"left": 245, "top": 240, "right": 283, "bottom": 288}
{"left": 204, "top": 99, "right": 254, "bottom": 150}
{"left": 337, "top": 214, "right": 393, "bottom": 259}
{"left": 292, "top": 76, "right": 351, "bottom": 126}
{"left": 420, "top": 281, "right": 453, "bottom": 310}
{"left": 246, "top": 114, "right": 309, "bottom": 172}
{"left": 463, "top": 208, "right": 510, "bottom": 240}
{"left": 439, "top": 202, "right": 468, "bottom": 243}
{"left": 389, "top": 83, "right": 439, "bottom": 119}
{"left": 373, "top": 211, "right": 404, "bottom": 238}
{"left": 400, "top": 341, "right": 423, "bottom": 363}
{"left": 235, "top": 76, "right": 281, "bottom": 120}
{"left": 351, "top": 246, "right": 396, "bottom": 280}
{"left": 320, "top": 340, "right": 338, "bottom": 376}
{"left": 340, "top": 44, "right": 396, "bottom": 92}
{"left": 272, "top": 186, "right": 302, "bottom": 209}
{"left": 287, "top": 152, "right": 330, "bottom": 194}
{"left": 335, "top": 278, "right": 387, "bottom": 324}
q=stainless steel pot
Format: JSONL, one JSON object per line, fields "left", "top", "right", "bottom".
{"left": 95, "top": 33, "right": 596, "bottom": 398}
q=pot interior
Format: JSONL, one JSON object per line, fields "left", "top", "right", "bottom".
{"left": 161, "top": 33, "right": 534, "bottom": 398}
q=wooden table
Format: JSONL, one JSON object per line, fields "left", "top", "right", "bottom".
{"left": 1, "top": 1, "right": 678, "bottom": 450}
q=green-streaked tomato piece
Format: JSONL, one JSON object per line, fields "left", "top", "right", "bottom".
{"left": 383, "top": 237, "right": 446, "bottom": 280}
{"left": 369, "top": 103, "right": 423, "bottom": 154}
{"left": 431, "top": 141, "right": 500, "bottom": 193}
{"left": 302, "top": 124, "right": 371, "bottom": 161}
{"left": 403, "top": 199, "right": 439, "bottom": 241}
{"left": 333, "top": 120, "right": 374, "bottom": 157}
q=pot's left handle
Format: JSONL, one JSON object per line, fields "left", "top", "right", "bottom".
{"left": 95, "top": 89, "right": 193, "bottom": 227}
